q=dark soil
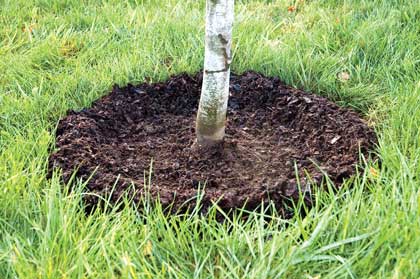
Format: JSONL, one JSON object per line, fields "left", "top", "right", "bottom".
{"left": 49, "top": 71, "right": 376, "bottom": 215}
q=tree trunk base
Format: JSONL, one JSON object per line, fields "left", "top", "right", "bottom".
{"left": 192, "top": 138, "right": 226, "bottom": 155}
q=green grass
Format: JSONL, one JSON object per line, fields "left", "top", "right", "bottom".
{"left": 1, "top": 0, "right": 419, "bottom": 277}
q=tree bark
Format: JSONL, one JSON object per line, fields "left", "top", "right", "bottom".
{"left": 196, "top": 0, "right": 234, "bottom": 147}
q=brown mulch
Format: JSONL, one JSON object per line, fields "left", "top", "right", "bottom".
{"left": 48, "top": 71, "right": 376, "bottom": 215}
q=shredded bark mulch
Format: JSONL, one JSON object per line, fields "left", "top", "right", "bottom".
{"left": 48, "top": 71, "right": 376, "bottom": 215}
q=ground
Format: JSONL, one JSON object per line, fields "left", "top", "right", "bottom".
{"left": 0, "top": 0, "right": 419, "bottom": 278}
{"left": 49, "top": 72, "right": 375, "bottom": 215}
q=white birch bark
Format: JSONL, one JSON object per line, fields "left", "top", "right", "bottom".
{"left": 196, "top": 0, "right": 234, "bottom": 147}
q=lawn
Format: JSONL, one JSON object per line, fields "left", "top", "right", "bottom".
{"left": 0, "top": 0, "right": 419, "bottom": 278}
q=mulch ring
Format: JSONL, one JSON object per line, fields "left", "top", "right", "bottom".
{"left": 48, "top": 71, "right": 377, "bottom": 216}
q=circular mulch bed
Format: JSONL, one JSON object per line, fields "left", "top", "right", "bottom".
{"left": 48, "top": 71, "right": 376, "bottom": 215}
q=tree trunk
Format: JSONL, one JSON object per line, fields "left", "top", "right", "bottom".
{"left": 196, "top": 0, "right": 234, "bottom": 148}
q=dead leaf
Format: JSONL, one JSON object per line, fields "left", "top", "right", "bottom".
{"left": 143, "top": 240, "right": 153, "bottom": 256}
{"left": 60, "top": 40, "right": 82, "bottom": 57}
{"left": 337, "top": 72, "right": 350, "bottom": 82}
{"left": 287, "top": 6, "right": 296, "bottom": 13}
{"left": 22, "top": 23, "right": 36, "bottom": 33}
{"left": 369, "top": 167, "right": 379, "bottom": 178}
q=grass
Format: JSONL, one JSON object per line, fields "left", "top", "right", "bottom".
{"left": 0, "top": 0, "right": 419, "bottom": 277}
